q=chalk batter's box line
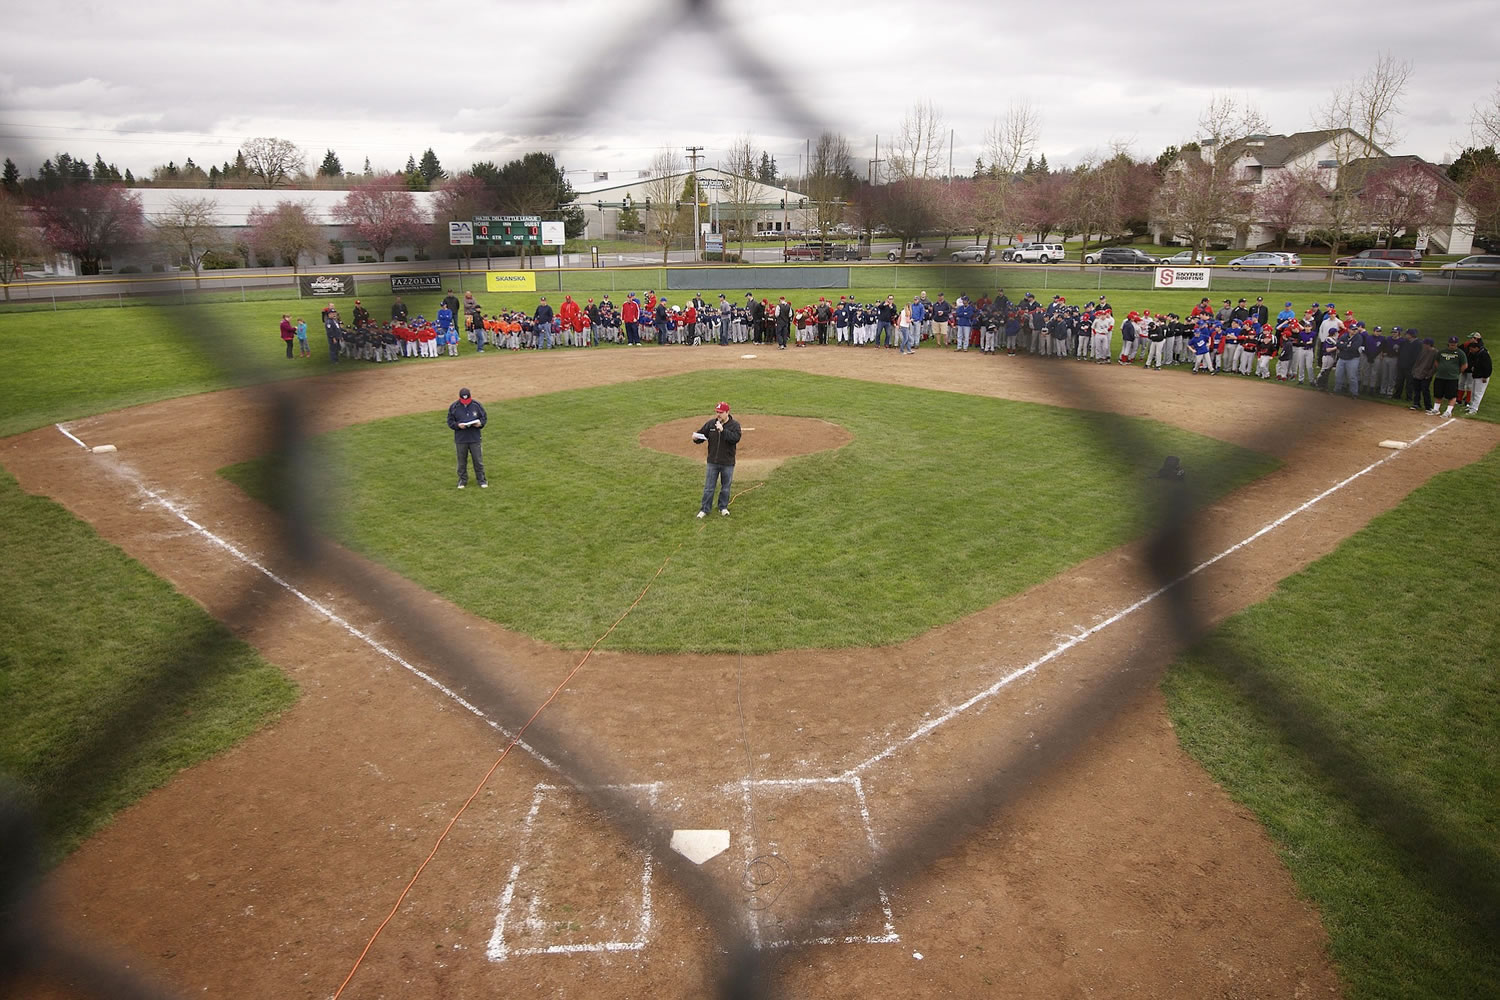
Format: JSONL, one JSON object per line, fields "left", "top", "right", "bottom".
{"left": 488, "top": 782, "right": 660, "bottom": 962}
{"left": 488, "top": 778, "right": 899, "bottom": 962}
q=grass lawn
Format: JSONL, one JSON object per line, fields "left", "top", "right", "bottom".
{"left": 1, "top": 281, "right": 1495, "bottom": 438}
{"left": 221, "top": 370, "right": 1276, "bottom": 654}
{"left": 1162, "top": 445, "right": 1500, "bottom": 1000}
{"left": 0, "top": 468, "right": 298, "bottom": 863}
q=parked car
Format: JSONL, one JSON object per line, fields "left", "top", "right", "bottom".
{"left": 1337, "top": 258, "right": 1423, "bottom": 282}
{"left": 1437, "top": 254, "right": 1500, "bottom": 280}
{"left": 1228, "top": 251, "right": 1292, "bottom": 272}
{"left": 1083, "top": 247, "right": 1159, "bottom": 268}
{"left": 887, "top": 242, "right": 933, "bottom": 261}
{"left": 951, "top": 244, "right": 990, "bottom": 262}
{"left": 1009, "top": 242, "right": 1066, "bottom": 263}
{"left": 1334, "top": 248, "right": 1423, "bottom": 268}
{"left": 1276, "top": 251, "right": 1302, "bottom": 268}
{"left": 1157, "top": 250, "right": 1216, "bottom": 266}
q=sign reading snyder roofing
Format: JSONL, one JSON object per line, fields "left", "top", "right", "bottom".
{"left": 1154, "top": 267, "right": 1210, "bottom": 289}
{"left": 485, "top": 271, "right": 537, "bottom": 292}
{"left": 300, "top": 274, "right": 356, "bottom": 297}
{"left": 389, "top": 272, "right": 442, "bottom": 293}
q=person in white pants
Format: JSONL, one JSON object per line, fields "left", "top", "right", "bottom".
{"left": 1464, "top": 332, "right": 1491, "bottom": 414}
{"left": 1090, "top": 309, "right": 1114, "bottom": 364}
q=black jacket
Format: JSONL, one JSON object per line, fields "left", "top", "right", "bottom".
{"left": 696, "top": 416, "right": 742, "bottom": 466}
{"left": 1466, "top": 343, "right": 1493, "bottom": 380}
{"left": 1397, "top": 336, "right": 1424, "bottom": 369}
{"left": 447, "top": 398, "right": 487, "bottom": 443}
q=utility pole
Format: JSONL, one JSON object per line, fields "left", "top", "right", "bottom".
{"left": 869, "top": 134, "right": 880, "bottom": 185}
{"left": 948, "top": 128, "right": 954, "bottom": 183}
{"left": 685, "top": 145, "right": 704, "bottom": 262}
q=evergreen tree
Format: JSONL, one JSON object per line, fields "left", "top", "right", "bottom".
{"left": 124, "top": 168, "right": 135, "bottom": 184}
{"left": 404, "top": 167, "right": 427, "bottom": 192}
{"left": 418, "top": 148, "right": 444, "bottom": 184}
{"left": 1022, "top": 156, "right": 1036, "bottom": 176}
{"left": 363, "top": 156, "right": 373, "bottom": 177}
{"left": 1449, "top": 145, "right": 1498, "bottom": 183}
{"left": 2, "top": 158, "right": 19, "bottom": 194}
{"left": 757, "top": 151, "right": 778, "bottom": 185}
{"left": 973, "top": 156, "right": 984, "bottom": 180}
{"left": 318, "top": 149, "right": 344, "bottom": 177}
{"left": 208, "top": 165, "right": 221, "bottom": 187}
{"left": 405, "top": 154, "right": 418, "bottom": 174}
{"left": 1036, "top": 153, "right": 1049, "bottom": 175}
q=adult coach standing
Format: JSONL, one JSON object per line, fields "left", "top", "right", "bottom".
{"left": 447, "top": 387, "right": 488, "bottom": 489}
{"left": 693, "top": 401, "right": 741, "bottom": 518}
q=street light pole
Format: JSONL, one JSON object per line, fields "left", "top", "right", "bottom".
{"left": 686, "top": 145, "right": 704, "bottom": 262}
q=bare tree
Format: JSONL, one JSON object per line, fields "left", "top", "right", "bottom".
{"left": 889, "top": 101, "right": 945, "bottom": 181}
{"left": 332, "top": 176, "right": 429, "bottom": 262}
{"left": 1359, "top": 161, "right": 1444, "bottom": 245}
{"left": 723, "top": 136, "right": 761, "bottom": 256}
{"left": 1313, "top": 54, "right": 1412, "bottom": 257}
{"left": 869, "top": 178, "right": 937, "bottom": 257}
{"left": 0, "top": 190, "right": 43, "bottom": 301}
{"left": 428, "top": 174, "right": 493, "bottom": 264}
{"left": 241, "top": 137, "right": 306, "bottom": 189}
{"left": 1257, "top": 168, "right": 1323, "bottom": 249}
{"left": 151, "top": 196, "right": 223, "bottom": 287}
{"left": 805, "top": 131, "right": 853, "bottom": 239}
{"left": 1472, "top": 81, "right": 1500, "bottom": 147}
{"left": 245, "top": 200, "right": 321, "bottom": 272}
{"left": 34, "top": 184, "right": 145, "bottom": 275}
{"left": 973, "top": 101, "right": 1041, "bottom": 259}
{"left": 642, "top": 151, "right": 684, "bottom": 264}
{"left": 1153, "top": 95, "right": 1266, "bottom": 257}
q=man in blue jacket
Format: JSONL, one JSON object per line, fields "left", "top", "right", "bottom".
{"left": 447, "top": 387, "right": 488, "bottom": 489}
{"left": 534, "top": 297, "right": 555, "bottom": 350}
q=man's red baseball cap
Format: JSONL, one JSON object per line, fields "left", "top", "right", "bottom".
{"left": 715, "top": 402, "right": 730, "bottom": 413}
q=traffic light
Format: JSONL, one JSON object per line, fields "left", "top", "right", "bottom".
{"left": 596, "top": 200, "right": 603, "bottom": 212}
{"left": 799, "top": 198, "right": 806, "bottom": 209}
{"left": 780, "top": 198, "right": 786, "bottom": 209}
{"left": 644, "top": 197, "right": 651, "bottom": 210}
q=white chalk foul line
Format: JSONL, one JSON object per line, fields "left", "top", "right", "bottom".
{"left": 54, "top": 424, "right": 558, "bottom": 774}
{"left": 56, "top": 423, "right": 91, "bottom": 450}
{"left": 841, "top": 419, "right": 1456, "bottom": 777}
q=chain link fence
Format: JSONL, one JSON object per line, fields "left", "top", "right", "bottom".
{"left": 3, "top": 1, "right": 1493, "bottom": 996}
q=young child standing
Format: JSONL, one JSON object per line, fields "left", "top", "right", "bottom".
{"left": 295, "top": 317, "right": 310, "bottom": 357}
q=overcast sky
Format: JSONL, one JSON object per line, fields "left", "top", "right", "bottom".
{"left": 3, "top": 0, "right": 1497, "bottom": 184}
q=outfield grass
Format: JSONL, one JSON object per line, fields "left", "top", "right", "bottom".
{"left": 0, "top": 469, "right": 298, "bottom": 863}
{"left": 1162, "top": 445, "right": 1500, "bottom": 1000}
{"left": 222, "top": 370, "right": 1276, "bottom": 654}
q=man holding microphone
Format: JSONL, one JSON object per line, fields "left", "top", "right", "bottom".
{"left": 693, "top": 401, "right": 741, "bottom": 519}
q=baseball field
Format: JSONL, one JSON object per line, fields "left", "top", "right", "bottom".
{"left": 1, "top": 272, "right": 1496, "bottom": 999}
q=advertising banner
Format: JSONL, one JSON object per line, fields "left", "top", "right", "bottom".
{"left": 389, "top": 272, "right": 443, "bottom": 294}
{"left": 485, "top": 271, "right": 538, "bottom": 292}
{"left": 1153, "top": 267, "right": 1211, "bottom": 289}
{"left": 300, "top": 274, "right": 356, "bottom": 297}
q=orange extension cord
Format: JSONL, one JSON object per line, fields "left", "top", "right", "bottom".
{"left": 332, "top": 482, "right": 761, "bottom": 997}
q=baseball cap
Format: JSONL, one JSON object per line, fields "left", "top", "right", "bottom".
{"left": 715, "top": 401, "right": 730, "bottom": 413}
{"left": 459, "top": 387, "right": 471, "bottom": 399}
{"left": 1449, "top": 335, "right": 1460, "bottom": 343}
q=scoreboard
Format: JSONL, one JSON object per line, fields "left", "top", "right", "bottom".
{"left": 473, "top": 215, "right": 541, "bottom": 246}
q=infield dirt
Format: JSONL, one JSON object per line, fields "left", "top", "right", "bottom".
{"left": 6, "top": 344, "right": 1495, "bottom": 999}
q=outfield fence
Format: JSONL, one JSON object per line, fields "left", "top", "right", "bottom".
{"left": 3, "top": 259, "right": 1496, "bottom": 314}
{"left": 4, "top": 2, "right": 1494, "bottom": 997}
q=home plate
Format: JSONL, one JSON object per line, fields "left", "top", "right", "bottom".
{"left": 740, "top": 354, "right": 757, "bottom": 359}
{"left": 670, "top": 829, "right": 730, "bottom": 865}
{"left": 92, "top": 444, "right": 118, "bottom": 454}
{"left": 1378, "top": 439, "right": 1408, "bottom": 450}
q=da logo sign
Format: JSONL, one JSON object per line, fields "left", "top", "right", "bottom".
{"left": 485, "top": 271, "right": 538, "bottom": 292}
{"left": 1154, "top": 267, "right": 1210, "bottom": 289}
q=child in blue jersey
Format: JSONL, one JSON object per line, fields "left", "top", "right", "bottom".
{"left": 295, "top": 317, "right": 310, "bottom": 358}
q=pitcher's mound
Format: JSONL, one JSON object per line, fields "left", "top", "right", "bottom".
{"left": 640, "top": 414, "right": 853, "bottom": 479}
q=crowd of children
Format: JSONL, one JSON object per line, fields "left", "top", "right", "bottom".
{"left": 301, "top": 286, "right": 1490, "bottom": 418}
